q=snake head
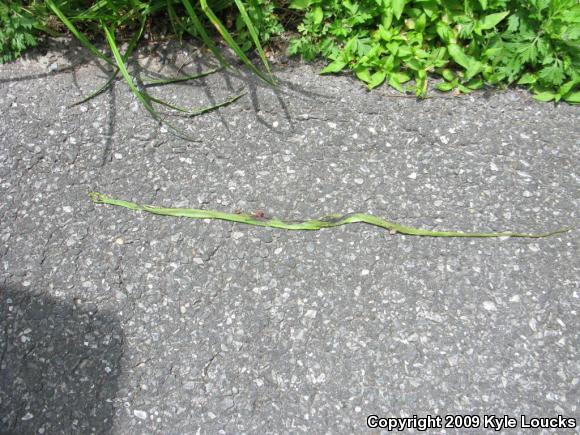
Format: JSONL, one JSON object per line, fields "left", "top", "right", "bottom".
{"left": 88, "top": 192, "right": 107, "bottom": 204}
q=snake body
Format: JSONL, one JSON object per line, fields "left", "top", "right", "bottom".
{"left": 89, "top": 192, "right": 570, "bottom": 238}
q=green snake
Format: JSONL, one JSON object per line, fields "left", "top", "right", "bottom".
{"left": 88, "top": 192, "right": 571, "bottom": 238}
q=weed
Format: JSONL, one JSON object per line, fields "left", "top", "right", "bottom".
{"left": 0, "top": 1, "right": 39, "bottom": 63}
{"left": 287, "top": 0, "right": 579, "bottom": 102}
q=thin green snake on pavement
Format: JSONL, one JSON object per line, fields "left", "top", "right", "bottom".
{"left": 89, "top": 192, "right": 571, "bottom": 238}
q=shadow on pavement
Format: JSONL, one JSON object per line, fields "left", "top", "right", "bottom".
{"left": 0, "top": 284, "right": 124, "bottom": 434}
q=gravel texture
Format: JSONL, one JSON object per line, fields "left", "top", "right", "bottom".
{"left": 0, "top": 40, "right": 578, "bottom": 434}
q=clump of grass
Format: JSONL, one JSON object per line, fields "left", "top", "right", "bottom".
{"left": 7, "top": 0, "right": 281, "bottom": 139}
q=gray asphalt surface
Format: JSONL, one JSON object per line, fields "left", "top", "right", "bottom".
{"left": 1, "top": 40, "right": 579, "bottom": 434}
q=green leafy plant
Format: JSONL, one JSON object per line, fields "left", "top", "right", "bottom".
{"left": 491, "top": 0, "right": 580, "bottom": 102}
{"left": 0, "top": 1, "right": 39, "bottom": 63}
{"left": 287, "top": 0, "right": 579, "bottom": 102}
{"left": 234, "top": 0, "right": 284, "bottom": 51}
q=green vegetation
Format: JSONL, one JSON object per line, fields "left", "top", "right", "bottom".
{"left": 0, "top": 2, "right": 39, "bottom": 62}
{"left": 1, "top": 0, "right": 579, "bottom": 103}
{"left": 289, "top": 0, "right": 580, "bottom": 102}
{"left": 15, "top": 0, "right": 280, "bottom": 137}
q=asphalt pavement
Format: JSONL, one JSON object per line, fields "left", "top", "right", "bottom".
{"left": 1, "top": 40, "right": 579, "bottom": 434}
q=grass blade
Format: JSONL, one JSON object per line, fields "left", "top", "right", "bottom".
{"left": 233, "top": 0, "right": 273, "bottom": 79}
{"left": 181, "top": 0, "right": 228, "bottom": 66}
{"left": 102, "top": 24, "right": 157, "bottom": 116}
{"left": 76, "top": 0, "right": 108, "bottom": 18}
{"left": 148, "top": 95, "right": 194, "bottom": 113}
{"left": 70, "top": 19, "right": 145, "bottom": 107}
{"left": 188, "top": 90, "right": 247, "bottom": 116}
{"left": 70, "top": 70, "right": 119, "bottom": 107}
{"left": 149, "top": 90, "right": 246, "bottom": 116}
{"left": 102, "top": 23, "right": 198, "bottom": 141}
{"left": 166, "top": 0, "right": 183, "bottom": 42}
{"left": 199, "top": 0, "right": 274, "bottom": 85}
{"left": 46, "top": 0, "right": 114, "bottom": 66}
{"left": 103, "top": 23, "right": 210, "bottom": 141}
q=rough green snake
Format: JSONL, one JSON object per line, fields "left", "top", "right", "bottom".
{"left": 88, "top": 192, "right": 571, "bottom": 238}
